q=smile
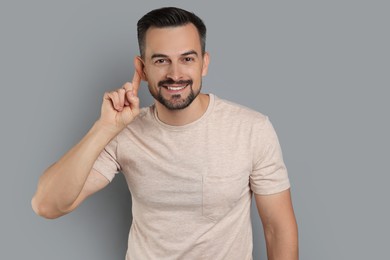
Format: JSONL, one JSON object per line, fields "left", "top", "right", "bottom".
{"left": 163, "top": 84, "right": 189, "bottom": 91}
{"left": 167, "top": 85, "right": 186, "bottom": 90}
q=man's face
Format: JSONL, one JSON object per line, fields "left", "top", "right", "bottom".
{"left": 140, "top": 23, "right": 209, "bottom": 110}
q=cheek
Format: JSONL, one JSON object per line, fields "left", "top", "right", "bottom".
{"left": 191, "top": 67, "right": 205, "bottom": 81}
{"left": 182, "top": 66, "right": 200, "bottom": 77}
{"left": 146, "top": 67, "right": 167, "bottom": 80}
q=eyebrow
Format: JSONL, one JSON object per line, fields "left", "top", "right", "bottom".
{"left": 181, "top": 50, "right": 198, "bottom": 57}
{"left": 150, "top": 50, "right": 199, "bottom": 60}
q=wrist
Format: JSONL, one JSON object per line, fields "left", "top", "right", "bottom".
{"left": 91, "top": 120, "right": 123, "bottom": 141}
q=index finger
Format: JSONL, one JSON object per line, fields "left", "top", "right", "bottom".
{"left": 131, "top": 70, "right": 141, "bottom": 96}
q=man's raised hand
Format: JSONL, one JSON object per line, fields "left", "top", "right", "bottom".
{"left": 99, "top": 70, "right": 141, "bottom": 134}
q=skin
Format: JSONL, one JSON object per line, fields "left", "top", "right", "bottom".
{"left": 31, "top": 73, "right": 141, "bottom": 218}
{"left": 256, "top": 190, "right": 299, "bottom": 260}
{"left": 136, "top": 23, "right": 210, "bottom": 126}
{"left": 32, "top": 22, "right": 298, "bottom": 259}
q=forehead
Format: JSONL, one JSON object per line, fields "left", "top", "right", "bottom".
{"left": 144, "top": 23, "right": 201, "bottom": 57}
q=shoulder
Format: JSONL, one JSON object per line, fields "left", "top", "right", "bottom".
{"left": 212, "top": 95, "right": 269, "bottom": 128}
{"left": 131, "top": 105, "right": 154, "bottom": 124}
{"left": 115, "top": 105, "right": 155, "bottom": 139}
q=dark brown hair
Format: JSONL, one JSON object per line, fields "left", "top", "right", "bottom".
{"left": 137, "top": 7, "right": 207, "bottom": 58}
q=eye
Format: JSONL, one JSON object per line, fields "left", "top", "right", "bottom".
{"left": 154, "top": 59, "right": 168, "bottom": 64}
{"left": 183, "top": 57, "right": 195, "bottom": 63}
{"left": 154, "top": 58, "right": 169, "bottom": 65}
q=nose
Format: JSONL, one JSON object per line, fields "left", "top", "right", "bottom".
{"left": 166, "top": 62, "right": 183, "bottom": 81}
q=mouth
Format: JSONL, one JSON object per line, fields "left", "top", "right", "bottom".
{"left": 158, "top": 79, "right": 193, "bottom": 95}
{"left": 162, "top": 83, "right": 190, "bottom": 93}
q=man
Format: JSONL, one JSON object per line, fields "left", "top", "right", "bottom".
{"left": 32, "top": 7, "right": 298, "bottom": 260}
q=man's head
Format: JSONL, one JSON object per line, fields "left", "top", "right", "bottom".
{"left": 135, "top": 7, "right": 209, "bottom": 110}
{"left": 137, "top": 7, "right": 206, "bottom": 59}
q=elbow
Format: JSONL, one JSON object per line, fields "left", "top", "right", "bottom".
{"left": 31, "top": 196, "right": 64, "bottom": 219}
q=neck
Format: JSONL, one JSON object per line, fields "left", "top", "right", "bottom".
{"left": 155, "top": 93, "right": 210, "bottom": 126}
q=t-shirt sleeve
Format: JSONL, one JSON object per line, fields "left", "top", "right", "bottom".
{"left": 250, "top": 116, "right": 290, "bottom": 195}
{"left": 92, "top": 136, "right": 121, "bottom": 182}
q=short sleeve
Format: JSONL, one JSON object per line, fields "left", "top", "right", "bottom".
{"left": 250, "top": 116, "right": 290, "bottom": 195}
{"left": 92, "top": 137, "right": 121, "bottom": 182}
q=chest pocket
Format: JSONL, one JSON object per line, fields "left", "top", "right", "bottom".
{"left": 202, "top": 173, "right": 249, "bottom": 222}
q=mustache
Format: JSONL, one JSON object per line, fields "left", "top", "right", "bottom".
{"left": 158, "top": 79, "right": 193, "bottom": 87}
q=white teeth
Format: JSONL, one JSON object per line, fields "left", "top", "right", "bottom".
{"left": 167, "top": 85, "right": 186, "bottom": 91}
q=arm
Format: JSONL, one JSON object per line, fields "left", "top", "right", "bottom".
{"left": 32, "top": 67, "right": 141, "bottom": 219}
{"left": 255, "top": 189, "right": 299, "bottom": 260}
{"left": 31, "top": 124, "right": 116, "bottom": 219}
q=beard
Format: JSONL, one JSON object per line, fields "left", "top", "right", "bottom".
{"left": 149, "top": 79, "right": 201, "bottom": 110}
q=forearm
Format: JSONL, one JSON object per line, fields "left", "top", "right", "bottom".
{"left": 32, "top": 121, "right": 118, "bottom": 217}
{"left": 264, "top": 221, "right": 299, "bottom": 260}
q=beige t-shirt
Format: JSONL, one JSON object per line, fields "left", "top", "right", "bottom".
{"left": 93, "top": 94, "right": 290, "bottom": 260}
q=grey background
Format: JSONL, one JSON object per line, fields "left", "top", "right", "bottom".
{"left": 1, "top": 0, "right": 389, "bottom": 259}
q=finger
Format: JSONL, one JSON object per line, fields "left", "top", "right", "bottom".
{"left": 122, "top": 81, "right": 132, "bottom": 92}
{"left": 121, "top": 83, "right": 130, "bottom": 106}
{"left": 117, "top": 88, "right": 126, "bottom": 109}
{"left": 128, "top": 94, "right": 140, "bottom": 116}
{"left": 122, "top": 82, "right": 140, "bottom": 113}
{"left": 103, "top": 92, "right": 113, "bottom": 107}
{"left": 107, "top": 91, "right": 122, "bottom": 111}
{"left": 131, "top": 70, "right": 141, "bottom": 96}
{"left": 122, "top": 82, "right": 136, "bottom": 106}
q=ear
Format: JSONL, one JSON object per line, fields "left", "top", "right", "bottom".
{"left": 134, "top": 56, "right": 147, "bottom": 81}
{"left": 201, "top": 52, "right": 210, "bottom": 77}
